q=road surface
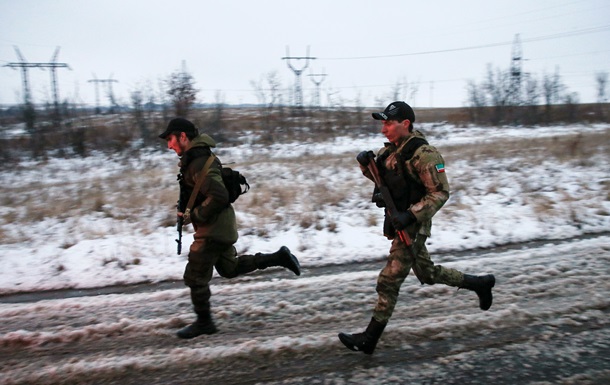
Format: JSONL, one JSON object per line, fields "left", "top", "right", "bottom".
{"left": 1, "top": 234, "right": 609, "bottom": 384}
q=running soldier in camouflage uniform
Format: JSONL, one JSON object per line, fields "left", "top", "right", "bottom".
{"left": 160, "top": 118, "right": 301, "bottom": 339}
{"left": 338, "top": 101, "right": 495, "bottom": 355}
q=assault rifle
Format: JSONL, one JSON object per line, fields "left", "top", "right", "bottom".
{"left": 176, "top": 171, "right": 186, "bottom": 255}
{"left": 357, "top": 151, "right": 416, "bottom": 259}
{"left": 176, "top": 205, "right": 183, "bottom": 255}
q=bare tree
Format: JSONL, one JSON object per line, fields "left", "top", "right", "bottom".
{"left": 166, "top": 66, "right": 198, "bottom": 118}
{"left": 542, "top": 68, "right": 564, "bottom": 123}
{"left": 208, "top": 90, "right": 225, "bottom": 140}
{"left": 465, "top": 79, "right": 487, "bottom": 124}
{"left": 523, "top": 75, "right": 540, "bottom": 125}
{"left": 250, "top": 77, "right": 267, "bottom": 106}
{"left": 251, "top": 71, "right": 284, "bottom": 117}
{"left": 142, "top": 80, "right": 158, "bottom": 133}
{"left": 483, "top": 64, "right": 510, "bottom": 125}
{"left": 250, "top": 71, "right": 285, "bottom": 136}
{"left": 130, "top": 88, "right": 150, "bottom": 146}
{"left": 402, "top": 77, "right": 420, "bottom": 106}
{"left": 352, "top": 91, "right": 366, "bottom": 127}
{"left": 596, "top": 71, "right": 608, "bottom": 121}
{"left": 383, "top": 78, "right": 419, "bottom": 105}
{"left": 595, "top": 71, "right": 608, "bottom": 103}
{"left": 267, "top": 71, "right": 283, "bottom": 116}
{"left": 157, "top": 78, "right": 170, "bottom": 122}
{"left": 562, "top": 92, "right": 580, "bottom": 122}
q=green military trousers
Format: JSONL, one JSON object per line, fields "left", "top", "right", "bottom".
{"left": 373, "top": 234, "right": 464, "bottom": 324}
{"left": 183, "top": 234, "right": 258, "bottom": 316}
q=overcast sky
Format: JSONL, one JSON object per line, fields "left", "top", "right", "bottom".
{"left": 1, "top": 0, "right": 609, "bottom": 109}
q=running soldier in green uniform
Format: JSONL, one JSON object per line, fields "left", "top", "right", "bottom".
{"left": 160, "top": 118, "right": 301, "bottom": 339}
{"left": 338, "top": 102, "right": 495, "bottom": 355}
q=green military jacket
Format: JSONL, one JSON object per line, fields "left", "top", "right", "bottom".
{"left": 179, "top": 134, "right": 238, "bottom": 244}
{"left": 363, "top": 130, "right": 450, "bottom": 237}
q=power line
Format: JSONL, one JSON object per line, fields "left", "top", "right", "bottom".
{"left": 320, "top": 25, "right": 610, "bottom": 61}
{"left": 440, "top": 1, "right": 609, "bottom": 38}
{"left": 528, "top": 49, "right": 610, "bottom": 61}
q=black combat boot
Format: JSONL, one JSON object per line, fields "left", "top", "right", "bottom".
{"left": 177, "top": 312, "right": 218, "bottom": 339}
{"left": 255, "top": 246, "right": 301, "bottom": 276}
{"left": 460, "top": 274, "right": 496, "bottom": 311}
{"left": 338, "top": 317, "right": 387, "bottom": 355}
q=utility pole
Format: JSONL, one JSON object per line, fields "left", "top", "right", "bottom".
{"left": 308, "top": 69, "right": 327, "bottom": 108}
{"left": 282, "top": 46, "right": 316, "bottom": 110}
{"left": 47, "top": 47, "right": 70, "bottom": 122}
{"left": 88, "top": 75, "right": 102, "bottom": 114}
{"left": 509, "top": 34, "right": 523, "bottom": 107}
{"left": 508, "top": 34, "right": 528, "bottom": 124}
{"left": 88, "top": 75, "right": 118, "bottom": 114}
{"left": 4, "top": 47, "right": 33, "bottom": 106}
{"left": 105, "top": 74, "right": 119, "bottom": 113}
{"left": 4, "top": 46, "right": 70, "bottom": 128}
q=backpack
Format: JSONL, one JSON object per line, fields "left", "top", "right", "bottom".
{"left": 220, "top": 166, "right": 250, "bottom": 203}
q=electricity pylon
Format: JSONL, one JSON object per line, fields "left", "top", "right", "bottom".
{"left": 308, "top": 69, "right": 327, "bottom": 108}
{"left": 88, "top": 74, "right": 118, "bottom": 114}
{"left": 282, "top": 46, "right": 316, "bottom": 109}
{"left": 508, "top": 34, "right": 523, "bottom": 107}
{"left": 4, "top": 46, "right": 70, "bottom": 128}
{"left": 4, "top": 46, "right": 70, "bottom": 109}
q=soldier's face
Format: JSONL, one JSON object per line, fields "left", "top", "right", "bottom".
{"left": 381, "top": 119, "right": 410, "bottom": 145}
{"left": 166, "top": 132, "right": 189, "bottom": 156}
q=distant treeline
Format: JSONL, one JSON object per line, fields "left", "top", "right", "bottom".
{"left": 0, "top": 102, "right": 608, "bottom": 165}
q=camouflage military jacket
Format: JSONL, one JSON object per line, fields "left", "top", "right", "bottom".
{"left": 364, "top": 130, "right": 450, "bottom": 237}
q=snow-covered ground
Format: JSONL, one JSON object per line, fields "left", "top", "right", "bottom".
{"left": 0, "top": 122, "right": 609, "bottom": 384}
{"left": 0, "top": 123, "right": 608, "bottom": 294}
{"left": 0, "top": 232, "right": 608, "bottom": 384}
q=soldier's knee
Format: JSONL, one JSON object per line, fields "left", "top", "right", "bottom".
{"left": 413, "top": 269, "right": 436, "bottom": 285}
{"left": 376, "top": 280, "right": 398, "bottom": 294}
{"left": 183, "top": 272, "right": 197, "bottom": 287}
{"left": 217, "top": 268, "right": 238, "bottom": 279}
{"left": 419, "top": 275, "right": 436, "bottom": 285}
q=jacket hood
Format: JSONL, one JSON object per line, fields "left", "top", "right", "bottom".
{"left": 190, "top": 134, "right": 217, "bottom": 148}
{"left": 179, "top": 134, "right": 216, "bottom": 169}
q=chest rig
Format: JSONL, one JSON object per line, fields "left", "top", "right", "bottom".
{"left": 376, "top": 137, "right": 428, "bottom": 211}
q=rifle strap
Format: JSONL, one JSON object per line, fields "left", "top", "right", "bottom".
{"left": 185, "top": 154, "right": 216, "bottom": 215}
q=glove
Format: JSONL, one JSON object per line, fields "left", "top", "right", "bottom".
{"left": 356, "top": 150, "right": 375, "bottom": 167}
{"left": 372, "top": 192, "right": 385, "bottom": 208}
{"left": 391, "top": 210, "right": 416, "bottom": 230}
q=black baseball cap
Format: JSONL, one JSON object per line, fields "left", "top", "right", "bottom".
{"left": 372, "top": 101, "right": 415, "bottom": 122}
{"left": 158, "top": 118, "right": 199, "bottom": 139}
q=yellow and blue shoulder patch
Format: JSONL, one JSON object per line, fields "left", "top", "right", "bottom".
{"left": 435, "top": 163, "right": 445, "bottom": 173}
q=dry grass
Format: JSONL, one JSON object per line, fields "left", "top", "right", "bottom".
{"left": 1, "top": 127, "right": 608, "bottom": 245}
{"left": 441, "top": 130, "right": 609, "bottom": 165}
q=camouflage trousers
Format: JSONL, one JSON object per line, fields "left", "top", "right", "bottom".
{"left": 184, "top": 235, "right": 258, "bottom": 316}
{"left": 373, "top": 234, "right": 464, "bottom": 324}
